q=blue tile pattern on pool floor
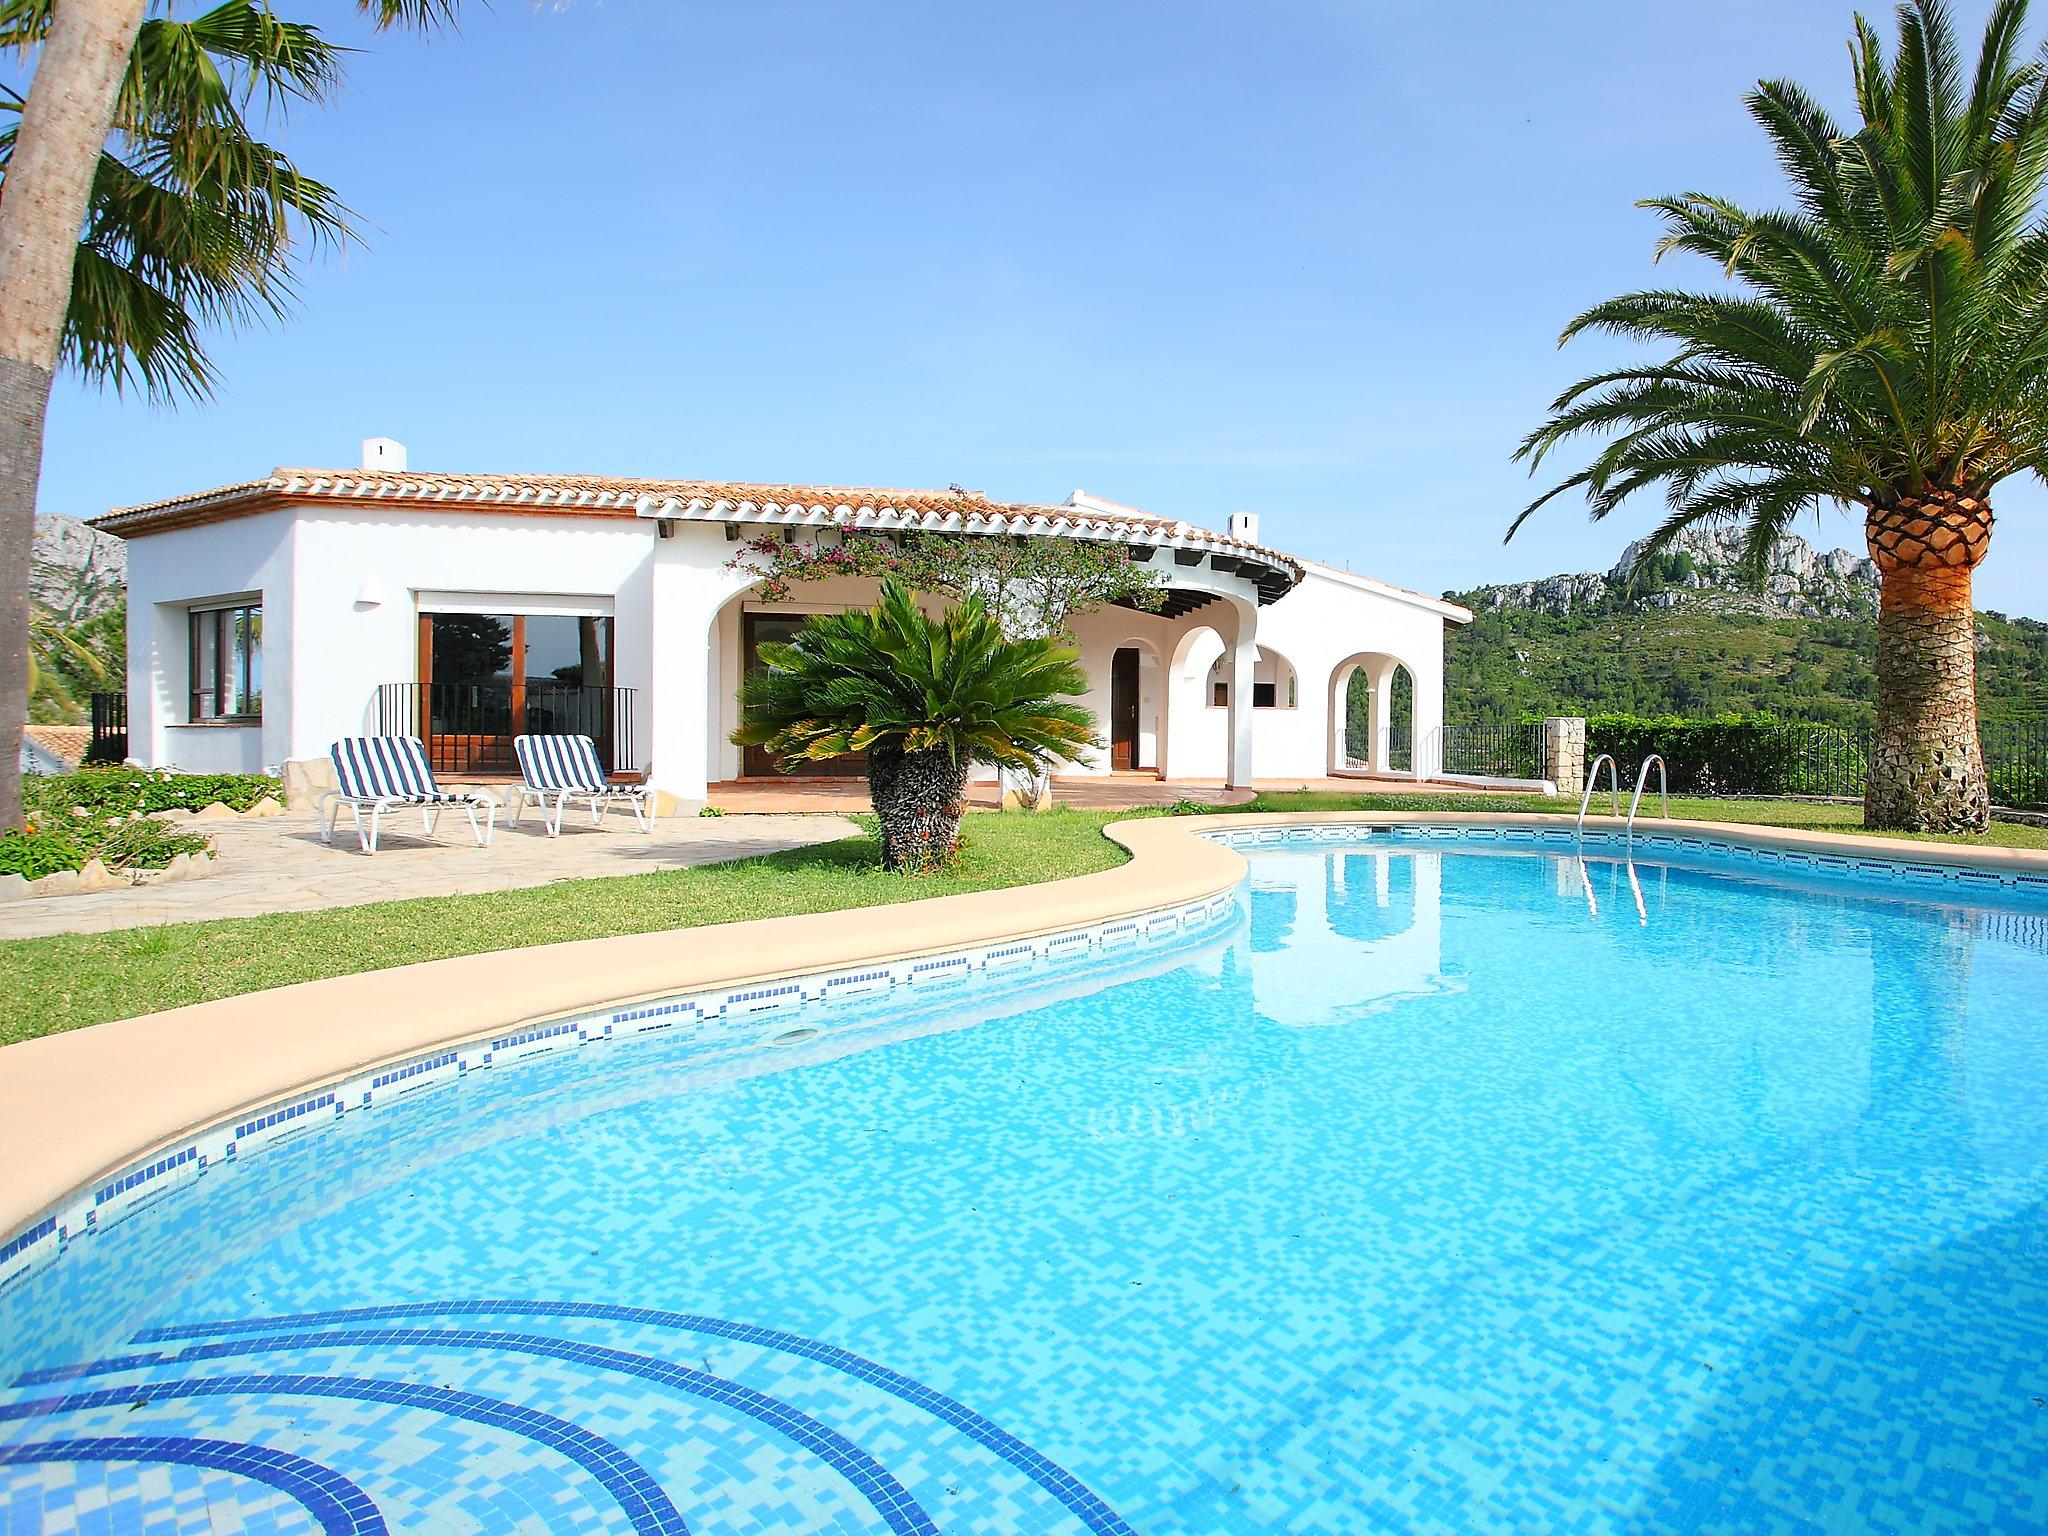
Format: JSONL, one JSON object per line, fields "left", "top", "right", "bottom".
{"left": 4, "top": 832, "right": 2048, "bottom": 1533}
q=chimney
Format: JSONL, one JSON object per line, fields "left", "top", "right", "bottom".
{"left": 361, "top": 436, "right": 407, "bottom": 472}
{"left": 1228, "top": 510, "right": 1260, "bottom": 543}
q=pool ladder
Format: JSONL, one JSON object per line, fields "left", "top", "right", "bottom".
{"left": 1576, "top": 753, "right": 1668, "bottom": 845}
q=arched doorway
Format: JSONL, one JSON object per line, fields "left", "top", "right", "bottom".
{"left": 1328, "top": 652, "right": 1418, "bottom": 775}
{"left": 1107, "top": 638, "right": 1165, "bottom": 772}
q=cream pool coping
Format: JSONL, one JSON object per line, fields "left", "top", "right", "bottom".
{"left": 6, "top": 808, "right": 2048, "bottom": 1247}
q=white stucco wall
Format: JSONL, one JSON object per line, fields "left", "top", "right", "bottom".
{"left": 123, "top": 508, "right": 297, "bottom": 774}
{"left": 123, "top": 509, "right": 659, "bottom": 774}
{"left": 117, "top": 505, "right": 1463, "bottom": 794}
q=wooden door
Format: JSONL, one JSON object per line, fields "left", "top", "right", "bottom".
{"left": 741, "top": 613, "right": 869, "bottom": 778}
{"left": 1110, "top": 646, "right": 1141, "bottom": 771}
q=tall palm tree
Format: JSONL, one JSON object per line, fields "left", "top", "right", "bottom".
{"left": 1515, "top": 0, "right": 2048, "bottom": 833}
{"left": 0, "top": 0, "right": 458, "bottom": 830}
{"left": 734, "top": 580, "right": 1099, "bottom": 872}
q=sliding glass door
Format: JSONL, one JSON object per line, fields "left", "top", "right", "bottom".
{"left": 418, "top": 612, "right": 615, "bottom": 775}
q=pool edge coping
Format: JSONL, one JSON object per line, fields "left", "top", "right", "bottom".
{"left": 5, "top": 808, "right": 2047, "bottom": 1257}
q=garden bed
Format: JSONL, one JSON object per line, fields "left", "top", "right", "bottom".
{"left": 2, "top": 768, "right": 282, "bottom": 894}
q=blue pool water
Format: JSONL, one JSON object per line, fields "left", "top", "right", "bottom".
{"left": 4, "top": 831, "right": 2048, "bottom": 1534}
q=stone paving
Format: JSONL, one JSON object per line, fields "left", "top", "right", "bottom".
{"left": 0, "top": 809, "right": 863, "bottom": 940}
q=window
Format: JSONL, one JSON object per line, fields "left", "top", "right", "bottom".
{"left": 189, "top": 604, "right": 261, "bottom": 720}
{"left": 1253, "top": 682, "right": 1277, "bottom": 709}
{"left": 1213, "top": 680, "right": 1229, "bottom": 707}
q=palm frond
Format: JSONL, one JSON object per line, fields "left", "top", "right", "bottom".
{"left": 1520, "top": 0, "right": 2048, "bottom": 545}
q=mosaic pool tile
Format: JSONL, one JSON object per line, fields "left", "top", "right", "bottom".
{"left": 4, "top": 832, "right": 2047, "bottom": 1532}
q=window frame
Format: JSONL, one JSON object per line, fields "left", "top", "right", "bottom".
{"left": 187, "top": 602, "right": 262, "bottom": 722}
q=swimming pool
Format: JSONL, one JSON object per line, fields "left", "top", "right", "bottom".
{"left": 3, "top": 826, "right": 2046, "bottom": 1534}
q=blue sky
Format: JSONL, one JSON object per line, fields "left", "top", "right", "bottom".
{"left": 36, "top": 0, "right": 2048, "bottom": 614}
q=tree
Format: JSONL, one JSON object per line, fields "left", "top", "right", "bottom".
{"left": 0, "top": 0, "right": 458, "bottom": 831}
{"left": 28, "top": 604, "right": 111, "bottom": 719}
{"left": 730, "top": 530, "right": 1162, "bottom": 641}
{"left": 733, "top": 579, "right": 1099, "bottom": 873}
{"left": 1514, "top": 0, "right": 2048, "bottom": 832}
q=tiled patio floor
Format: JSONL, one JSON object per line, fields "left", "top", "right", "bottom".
{"left": 0, "top": 811, "right": 862, "bottom": 940}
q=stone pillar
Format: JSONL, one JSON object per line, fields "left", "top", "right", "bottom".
{"left": 1542, "top": 716, "right": 1586, "bottom": 792}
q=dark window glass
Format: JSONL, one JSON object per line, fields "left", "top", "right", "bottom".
{"left": 189, "top": 604, "right": 261, "bottom": 720}
{"left": 1253, "top": 682, "right": 1277, "bottom": 709}
{"left": 429, "top": 615, "right": 515, "bottom": 684}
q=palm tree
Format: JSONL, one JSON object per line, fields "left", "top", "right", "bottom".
{"left": 0, "top": 0, "right": 459, "bottom": 830}
{"left": 1515, "top": 0, "right": 2048, "bottom": 833}
{"left": 734, "top": 580, "right": 1099, "bottom": 873}
{"left": 28, "top": 606, "right": 112, "bottom": 720}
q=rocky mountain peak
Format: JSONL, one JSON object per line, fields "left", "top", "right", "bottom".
{"left": 1458, "top": 525, "right": 1879, "bottom": 621}
{"left": 31, "top": 514, "right": 126, "bottom": 623}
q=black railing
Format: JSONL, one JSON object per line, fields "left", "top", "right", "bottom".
{"left": 375, "top": 682, "right": 639, "bottom": 777}
{"left": 88, "top": 690, "right": 128, "bottom": 764}
{"left": 1441, "top": 720, "right": 1544, "bottom": 780}
{"left": 1982, "top": 718, "right": 2048, "bottom": 810}
{"left": 1575, "top": 717, "right": 2048, "bottom": 809}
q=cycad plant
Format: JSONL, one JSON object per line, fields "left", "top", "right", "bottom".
{"left": 733, "top": 580, "right": 1099, "bottom": 872}
{"left": 1516, "top": 0, "right": 2048, "bottom": 832}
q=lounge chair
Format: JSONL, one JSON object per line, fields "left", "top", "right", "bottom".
{"left": 320, "top": 735, "right": 497, "bottom": 855}
{"left": 510, "top": 733, "right": 654, "bottom": 836}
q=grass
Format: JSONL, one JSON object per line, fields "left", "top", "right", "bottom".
{"left": 0, "top": 810, "right": 1131, "bottom": 1046}
{"left": 3, "top": 791, "right": 2043, "bottom": 1044}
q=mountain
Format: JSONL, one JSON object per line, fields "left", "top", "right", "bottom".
{"left": 28, "top": 515, "right": 126, "bottom": 726}
{"left": 1464, "top": 525, "right": 1879, "bottom": 623}
{"left": 32, "top": 514, "right": 126, "bottom": 624}
{"left": 1447, "top": 526, "right": 2048, "bottom": 725}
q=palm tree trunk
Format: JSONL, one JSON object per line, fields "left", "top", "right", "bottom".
{"left": 0, "top": 0, "right": 149, "bottom": 830}
{"left": 1864, "top": 491, "right": 1992, "bottom": 834}
{"left": 866, "top": 745, "right": 970, "bottom": 873}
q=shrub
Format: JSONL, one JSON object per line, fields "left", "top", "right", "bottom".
{"left": 95, "top": 819, "right": 212, "bottom": 871}
{"left": 25, "top": 767, "right": 279, "bottom": 820}
{"left": 0, "top": 829, "right": 90, "bottom": 880}
{"left": 1584, "top": 715, "right": 1868, "bottom": 797}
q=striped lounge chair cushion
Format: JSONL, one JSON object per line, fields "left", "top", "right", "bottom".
{"left": 515, "top": 734, "right": 611, "bottom": 793}
{"left": 330, "top": 736, "right": 468, "bottom": 803}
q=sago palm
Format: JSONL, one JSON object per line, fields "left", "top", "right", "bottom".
{"left": 734, "top": 580, "right": 1099, "bottom": 873}
{"left": 1516, "top": 0, "right": 2048, "bottom": 832}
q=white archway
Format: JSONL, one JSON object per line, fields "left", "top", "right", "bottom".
{"left": 1104, "top": 633, "right": 1168, "bottom": 774}
{"left": 1205, "top": 644, "right": 1298, "bottom": 710}
{"left": 1327, "top": 651, "right": 1420, "bottom": 776}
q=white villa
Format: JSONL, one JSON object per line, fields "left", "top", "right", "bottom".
{"left": 95, "top": 442, "right": 1471, "bottom": 803}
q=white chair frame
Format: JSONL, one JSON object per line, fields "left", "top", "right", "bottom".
{"left": 509, "top": 780, "right": 653, "bottom": 837}
{"left": 320, "top": 792, "right": 496, "bottom": 855}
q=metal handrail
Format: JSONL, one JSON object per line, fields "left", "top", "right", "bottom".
{"left": 1626, "top": 754, "right": 1668, "bottom": 845}
{"left": 1576, "top": 753, "right": 1619, "bottom": 838}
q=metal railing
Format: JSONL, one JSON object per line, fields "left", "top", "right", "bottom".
{"left": 1573, "top": 718, "right": 2048, "bottom": 809}
{"left": 1577, "top": 753, "right": 1620, "bottom": 838}
{"left": 1626, "top": 754, "right": 1668, "bottom": 843}
{"left": 374, "top": 682, "right": 639, "bottom": 777}
{"left": 1982, "top": 718, "right": 2048, "bottom": 810}
{"left": 1439, "top": 720, "right": 1545, "bottom": 779}
{"left": 88, "top": 690, "right": 128, "bottom": 764}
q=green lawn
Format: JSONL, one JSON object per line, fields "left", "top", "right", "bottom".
{"left": 0, "top": 810, "right": 1129, "bottom": 1047}
{"left": 3, "top": 793, "right": 2042, "bottom": 1044}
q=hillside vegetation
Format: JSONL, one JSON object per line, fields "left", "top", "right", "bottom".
{"left": 1447, "top": 528, "right": 2048, "bottom": 724}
